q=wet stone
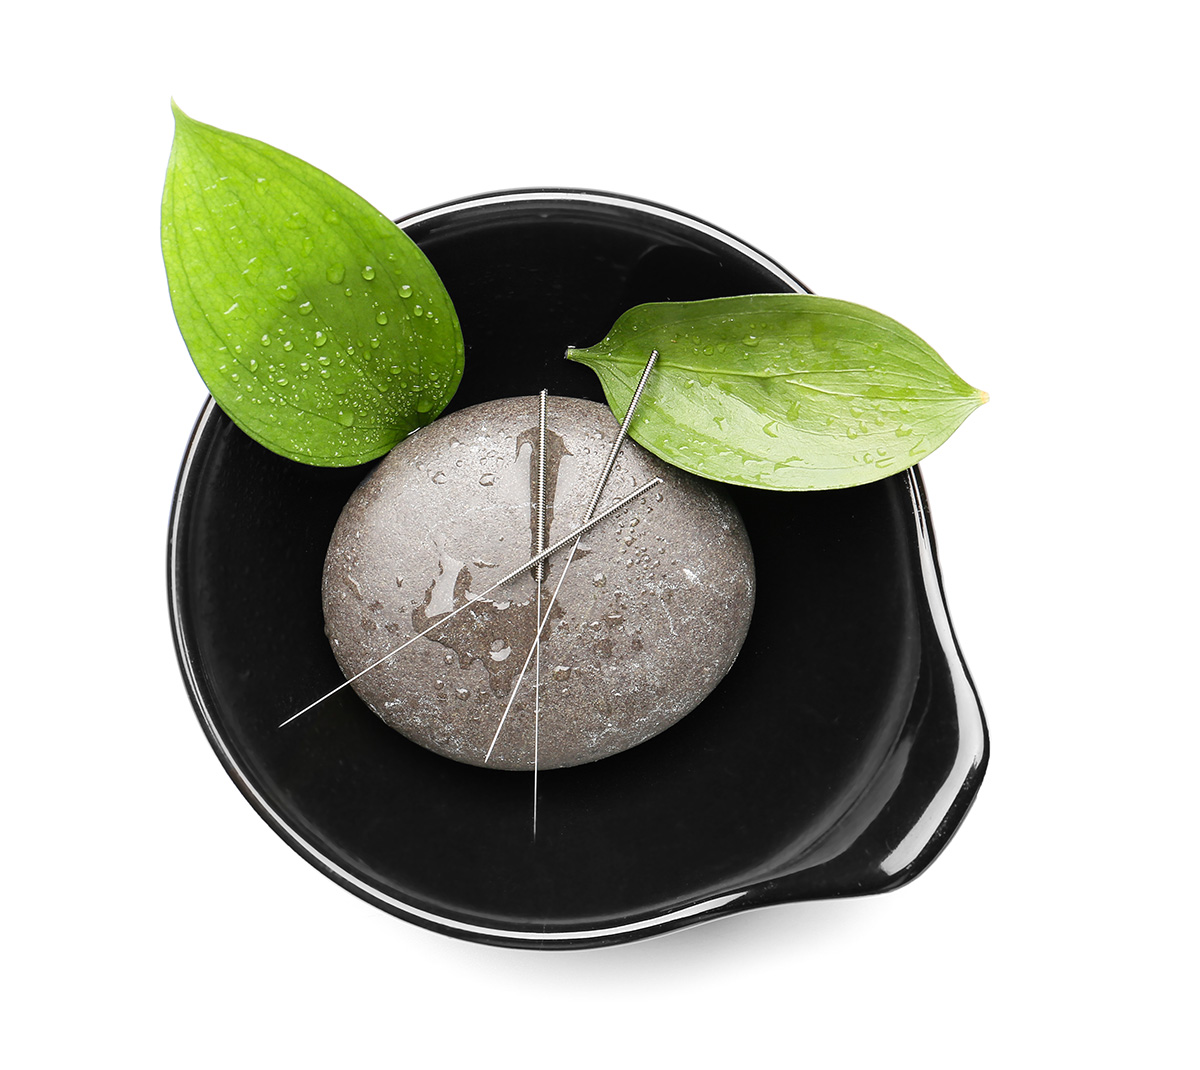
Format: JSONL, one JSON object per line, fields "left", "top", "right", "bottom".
{"left": 322, "top": 396, "right": 755, "bottom": 770}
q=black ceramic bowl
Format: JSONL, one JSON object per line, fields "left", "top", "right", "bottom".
{"left": 168, "top": 190, "right": 988, "bottom": 948}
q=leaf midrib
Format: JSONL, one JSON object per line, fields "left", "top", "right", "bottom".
{"left": 581, "top": 352, "right": 973, "bottom": 402}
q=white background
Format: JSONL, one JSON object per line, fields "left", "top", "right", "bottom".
{"left": 4, "top": 2, "right": 1195, "bottom": 1066}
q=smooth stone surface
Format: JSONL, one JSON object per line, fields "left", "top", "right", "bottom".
{"left": 322, "top": 395, "right": 755, "bottom": 770}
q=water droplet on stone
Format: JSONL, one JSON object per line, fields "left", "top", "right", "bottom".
{"left": 432, "top": 471, "right": 447, "bottom": 484}
{"left": 479, "top": 473, "right": 495, "bottom": 486}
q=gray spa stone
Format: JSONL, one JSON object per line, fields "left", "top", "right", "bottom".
{"left": 322, "top": 395, "right": 755, "bottom": 770}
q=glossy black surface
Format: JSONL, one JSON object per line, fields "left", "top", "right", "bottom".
{"left": 168, "top": 190, "right": 988, "bottom": 948}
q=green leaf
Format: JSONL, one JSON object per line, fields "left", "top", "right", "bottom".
{"left": 161, "top": 103, "right": 463, "bottom": 466}
{"left": 567, "top": 294, "right": 987, "bottom": 491}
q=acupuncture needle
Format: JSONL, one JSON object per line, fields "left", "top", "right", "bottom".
{"left": 484, "top": 351, "right": 659, "bottom": 763}
{"left": 279, "top": 476, "right": 663, "bottom": 728}
{"left": 533, "top": 390, "right": 547, "bottom": 835}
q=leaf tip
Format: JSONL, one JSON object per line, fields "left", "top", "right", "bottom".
{"left": 169, "top": 100, "right": 207, "bottom": 143}
{"left": 977, "top": 388, "right": 990, "bottom": 405}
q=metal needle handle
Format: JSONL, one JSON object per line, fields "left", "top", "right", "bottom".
{"left": 582, "top": 350, "right": 658, "bottom": 521}
{"left": 485, "top": 351, "right": 661, "bottom": 762}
